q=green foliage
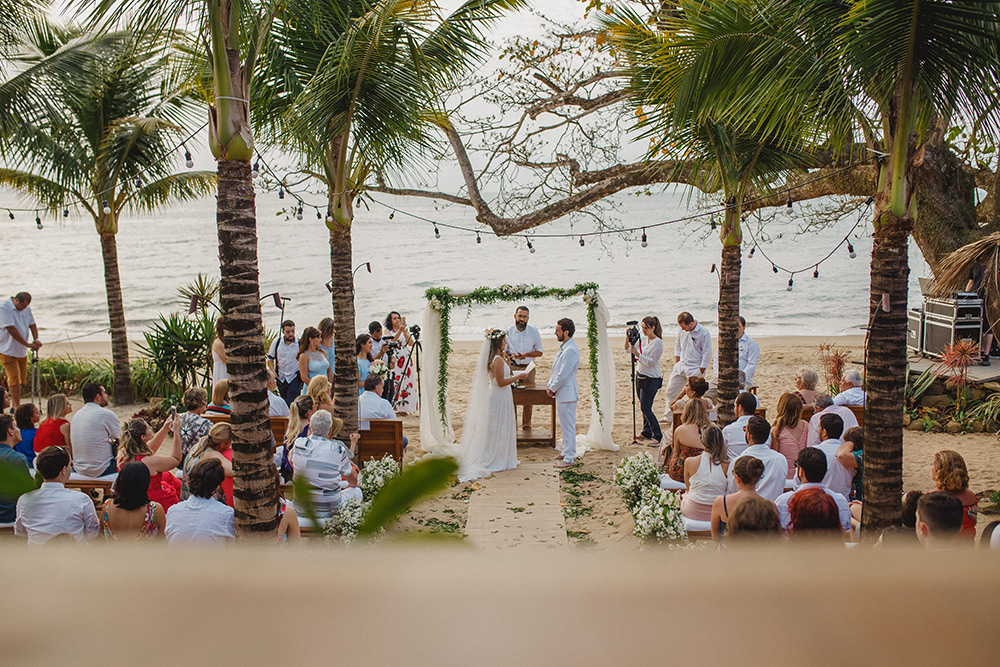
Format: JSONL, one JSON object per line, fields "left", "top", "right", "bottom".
{"left": 358, "top": 457, "right": 459, "bottom": 536}
{"left": 970, "top": 393, "right": 1000, "bottom": 424}
{"left": 176, "top": 273, "right": 220, "bottom": 314}
{"left": 138, "top": 311, "right": 215, "bottom": 396}
{"left": 425, "top": 283, "right": 602, "bottom": 428}
{"left": 904, "top": 365, "right": 938, "bottom": 406}
{"left": 0, "top": 459, "right": 36, "bottom": 501}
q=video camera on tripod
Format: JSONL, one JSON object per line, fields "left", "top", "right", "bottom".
{"left": 625, "top": 320, "right": 641, "bottom": 346}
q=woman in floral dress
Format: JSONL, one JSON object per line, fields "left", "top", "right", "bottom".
{"left": 384, "top": 311, "right": 417, "bottom": 414}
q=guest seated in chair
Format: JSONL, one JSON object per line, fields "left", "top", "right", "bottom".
{"left": 787, "top": 487, "right": 843, "bottom": 541}
{"left": 661, "top": 399, "right": 711, "bottom": 483}
{"left": 710, "top": 456, "right": 765, "bottom": 543}
{"left": 267, "top": 369, "right": 290, "bottom": 417}
{"left": 931, "top": 450, "right": 978, "bottom": 541}
{"left": 117, "top": 417, "right": 183, "bottom": 511}
{"left": 724, "top": 495, "right": 781, "bottom": 543}
{"left": 792, "top": 367, "right": 819, "bottom": 406}
{"left": 774, "top": 447, "right": 850, "bottom": 534}
{"left": 205, "top": 380, "right": 231, "bottom": 416}
{"left": 770, "top": 392, "right": 808, "bottom": 479}
{"left": 15, "top": 446, "right": 99, "bottom": 546}
{"left": 165, "top": 459, "right": 234, "bottom": 545}
{"left": 721, "top": 392, "right": 757, "bottom": 459}
{"left": 832, "top": 369, "right": 866, "bottom": 406}
{"left": 183, "top": 423, "right": 233, "bottom": 505}
{"left": 290, "top": 411, "right": 361, "bottom": 519}
{"left": 680, "top": 425, "right": 729, "bottom": 522}
{"left": 101, "top": 462, "right": 166, "bottom": 540}
{"left": 806, "top": 393, "right": 858, "bottom": 447}
{"left": 915, "top": 491, "right": 964, "bottom": 550}
{"left": 668, "top": 376, "right": 714, "bottom": 414}
{"left": 725, "top": 416, "right": 788, "bottom": 501}
{"left": 359, "top": 375, "right": 407, "bottom": 448}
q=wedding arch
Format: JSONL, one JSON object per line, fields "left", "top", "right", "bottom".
{"left": 418, "top": 282, "right": 618, "bottom": 459}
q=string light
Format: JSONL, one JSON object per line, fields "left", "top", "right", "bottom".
{"left": 326, "top": 212, "right": 334, "bottom": 223}
{"left": 748, "top": 245, "right": 756, "bottom": 258}
{"left": 786, "top": 195, "right": 793, "bottom": 213}
{"left": 102, "top": 200, "right": 111, "bottom": 215}
{"left": 316, "top": 209, "right": 322, "bottom": 220}
{"left": 787, "top": 275, "right": 794, "bottom": 291}
{"left": 63, "top": 208, "right": 69, "bottom": 217}
{"left": 476, "top": 231, "right": 482, "bottom": 244}
{"left": 710, "top": 215, "right": 717, "bottom": 230}
{"left": 434, "top": 224, "right": 440, "bottom": 238}
{"left": 389, "top": 211, "right": 395, "bottom": 220}
{"left": 847, "top": 241, "right": 857, "bottom": 259}
{"left": 641, "top": 228, "right": 648, "bottom": 248}
{"left": 183, "top": 146, "right": 194, "bottom": 168}
{"left": 251, "top": 157, "right": 260, "bottom": 180}
{"left": 526, "top": 238, "right": 535, "bottom": 253}
{"left": 813, "top": 266, "right": 819, "bottom": 278}
{"left": 7, "top": 210, "right": 13, "bottom": 220}
{"left": 579, "top": 236, "right": 585, "bottom": 247}
{"left": 278, "top": 186, "right": 285, "bottom": 200}
{"left": 710, "top": 263, "right": 717, "bottom": 273}
{"left": 35, "top": 213, "right": 42, "bottom": 230}
{"left": 772, "top": 263, "right": 778, "bottom": 273}
{"left": 296, "top": 204, "right": 304, "bottom": 220}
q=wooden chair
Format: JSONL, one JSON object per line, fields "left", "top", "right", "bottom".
{"left": 65, "top": 479, "right": 115, "bottom": 509}
{"left": 358, "top": 419, "right": 404, "bottom": 465}
{"left": 204, "top": 413, "right": 289, "bottom": 447}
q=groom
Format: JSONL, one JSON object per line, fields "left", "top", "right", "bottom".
{"left": 547, "top": 318, "right": 580, "bottom": 470}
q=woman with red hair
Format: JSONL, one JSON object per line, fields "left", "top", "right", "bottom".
{"left": 788, "top": 487, "right": 843, "bottom": 539}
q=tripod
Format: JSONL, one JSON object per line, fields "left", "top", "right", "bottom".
{"left": 629, "top": 350, "right": 639, "bottom": 445}
{"left": 382, "top": 344, "right": 397, "bottom": 402}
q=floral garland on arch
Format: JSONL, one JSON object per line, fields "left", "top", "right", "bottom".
{"left": 424, "top": 282, "right": 602, "bottom": 429}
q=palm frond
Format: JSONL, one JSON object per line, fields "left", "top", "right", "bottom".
{"left": 124, "top": 171, "right": 217, "bottom": 212}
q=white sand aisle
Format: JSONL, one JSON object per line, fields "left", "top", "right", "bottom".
{"left": 465, "top": 461, "right": 568, "bottom": 549}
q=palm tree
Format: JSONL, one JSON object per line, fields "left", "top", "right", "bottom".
{"left": 605, "top": 3, "right": 821, "bottom": 424}
{"left": 0, "top": 22, "right": 214, "bottom": 404}
{"left": 253, "top": 0, "right": 526, "bottom": 433}
{"left": 74, "top": 0, "right": 284, "bottom": 537}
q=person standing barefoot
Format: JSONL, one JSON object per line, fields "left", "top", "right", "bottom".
{"left": 548, "top": 318, "right": 580, "bottom": 470}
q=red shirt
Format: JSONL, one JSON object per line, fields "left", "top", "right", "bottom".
{"left": 34, "top": 418, "right": 69, "bottom": 452}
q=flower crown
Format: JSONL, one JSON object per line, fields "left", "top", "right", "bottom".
{"left": 484, "top": 328, "right": 506, "bottom": 341}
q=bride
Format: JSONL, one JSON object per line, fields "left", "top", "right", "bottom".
{"left": 458, "top": 329, "right": 528, "bottom": 482}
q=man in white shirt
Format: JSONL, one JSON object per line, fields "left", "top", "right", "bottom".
{"left": 775, "top": 447, "right": 851, "bottom": 533}
{"left": 267, "top": 320, "right": 300, "bottom": 405}
{"left": 368, "top": 321, "right": 388, "bottom": 361}
{"left": 70, "top": 383, "right": 122, "bottom": 477}
{"left": 165, "top": 458, "right": 235, "bottom": 544}
{"left": 721, "top": 392, "right": 758, "bottom": 459}
{"left": 358, "top": 375, "right": 406, "bottom": 447}
{"left": 726, "top": 416, "right": 788, "bottom": 501}
{"left": 0, "top": 292, "right": 42, "bottom": 409}
{"left": 810, "top": 413, "right": 854, "bottom": 498}
{"left": 507, "top": 306, "right": 544, "bottom": 429}
{"left": 663, "top": 312, "right": 712, "bottom": 416}
{"left": 709, "top": 317, "right": 760, "bottom": 400}
{"left": 266, "top": 370, "right": 290, "bottom": 417}
{"left": 15, "top": 446, "right": 99, "bottom": 546}
{"left": 290, "top": 411, "right": 362, "bottom": 517}
{"left": 832, "top": 369, "right": 866, "bottom": 406}
{"left": 807, "top": 394, "right": 858, "bottom": 447}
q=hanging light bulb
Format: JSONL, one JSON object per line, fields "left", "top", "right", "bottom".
{"left": 389, "top": 211, "right": 395, "bottom": 220}
{"left": 786, "top": 195, "right": 793, "bottom": 213}
{"left": 748, "top": 245, "right": 756, "bottom": 258}
{"left": 813, "top": 266, "right": 819, "bottom": 279}
{"left": 527, "top": 238, "right": 535, "bottom": 253}
{"left": 296, "top": 205, "right": 304, "bottom": 220}
{"left": 641, "top": 228, "right": 648, "bottom": 248}
{"left": 579, "top": 236, "right": 585, "bottom": 247}
{"left": 35, "top": 214, "right": 42, "bottom": 230}
{"left": 434, "top": 224, "right": 440, "bottom": 239}
{"left": 787, "top": 275, "right": 794, "bottom": 291}
{"left": 63, "top": 207, "right": 69, "bottom": 217}
{"left": 710, "top": 215, "right": 717, "bottom": 230}
{"left": 710, "top": 263, "right": 716, "bottom": 273}
{"left": 7, "top": 210, "right": 13, "bottom": 220}
{"left": 316, "top": 210, "right": 322, "bottom": 220}
{"left": 102, "top": 200, "right": 111, "bottom": 215}
{"left": 326, "top": 212, "right": 334, "bottom": 223}
{"left": 772, "top": 263, "right": 778, "bottom": 274}
{"left": 251, "top": 157, "right": 260, "bottom": 180}
{"left": 476, "top": 231, "right": 482, "bottom": 244}
{"left": 184, "top": 148, "right": 194, "bottom": 168}
{"left": 847, "top": 241, "right": 857, "bottom": 259}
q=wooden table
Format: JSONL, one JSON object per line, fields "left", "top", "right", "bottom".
{"left": 512, "top": 383, "right": 556, "bottom": 448}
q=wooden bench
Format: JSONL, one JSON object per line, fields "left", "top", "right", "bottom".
{"left": 205, "top": 413, "right": 289, "bottom": 447}
{"left": 358, "top": 418, "right": 404, "bottom": 465}
{"left": 65, "top": 479, "right": 115, "bottom": 508}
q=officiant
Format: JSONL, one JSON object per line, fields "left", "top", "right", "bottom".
{"left": 507, "top": 305, "right": 544, "bottom": 429}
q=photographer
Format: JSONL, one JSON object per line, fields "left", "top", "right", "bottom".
{"left": 368, "top": 321, "right": 388, "bottom": 361}
{"left": 624, "top": 316, "right": 664, "bottom": 444}
{"left": 384, "top": 311, "right": 418, "bottom": 414}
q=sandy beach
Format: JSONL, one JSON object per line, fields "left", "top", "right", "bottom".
{"left": 42, "top": 333, "right": 1000, "bottom": 546}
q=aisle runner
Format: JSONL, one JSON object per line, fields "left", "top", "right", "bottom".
{"left": 465, "top": 461, "right": 568, "bottom": 549}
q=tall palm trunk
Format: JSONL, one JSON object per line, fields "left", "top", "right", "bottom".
{"left": 715, "top": 204, "right": 742, "bottom": 425}
{"left": 861, "top": 210, "right": 909, "bottom": 532}
{"left": 216, "top": 159, "right": 276, "bottom": 536}
{"left": 98, "top": 231, "right": 133, "bottom": 404}
{"left": 330, "top": 222, "right": 359, "bottom": 436}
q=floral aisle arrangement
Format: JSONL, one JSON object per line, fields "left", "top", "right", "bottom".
{"left": 425, "top": 282, "right": 602, "bottom": 428}
{"left": 613, "top": 453, "right": 685, "bottom": 543}
{"left": 324, "top": 455, "right": 401, "bottom": 543}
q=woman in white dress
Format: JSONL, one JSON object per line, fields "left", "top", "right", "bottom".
{"left": 211, "top": 318, "right": 227, "bottom": 388}
{"left": 458, "top": 329, "right": 528, "bottom": 483}
{"left": 384, "top": 311, "right": 417, "bottom": 414}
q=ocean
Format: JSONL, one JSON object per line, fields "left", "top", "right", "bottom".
{"left": 0, "top": 187, "right": 931, "bottom": 345}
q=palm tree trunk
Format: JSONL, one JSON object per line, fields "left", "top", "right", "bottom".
{"left": 216, "top": 158, "right": 277, "bottom": 537}
{"left": 98, "top": 232, "right": 133, "bottom": 404}
{"left": 861, "top": 211, "right": 909, "bottom": 533}
{"left": 716, "top": 206, "right": 742, "bottom": 425}
{"left": 330, "top": 222, "right": 359, "bottom": 437}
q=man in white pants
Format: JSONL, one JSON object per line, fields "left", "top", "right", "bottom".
{"left": 547, "top": 318, "right": 580, "bottom": 470}
{"left": 663, "top": 311, "right": 712, "bottom": 417}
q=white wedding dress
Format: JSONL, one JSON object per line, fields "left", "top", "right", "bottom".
{"left": 457, "top": 341, "right": 519, "bottom": 482}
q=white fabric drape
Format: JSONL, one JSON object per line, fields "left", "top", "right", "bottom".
{"left": 418, "top": 291, "right": 619, "bottom": 460}
{"left": 576, "top": 293, "right": 619, "bottom": 455}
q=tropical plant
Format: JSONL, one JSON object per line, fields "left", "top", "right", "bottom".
{"left": 77, "top": 0, "right": 288, "bottom": 537}
{"left": 139, "top": 311, "right": 216, "bottom": 395}
{"left": 252, "top": 0, "right": 527, "bottom": 434}
{"left": 938, "top": 339, "right": 981, "bottom": 413}
{"left": 903, "top": 364, "right": 937, "bottom": 406}
{"left": 818, "top": 342, "right": 852, "bottom": 395}
{"left": 0, "top": 21, "right": 214, "bottom": 404}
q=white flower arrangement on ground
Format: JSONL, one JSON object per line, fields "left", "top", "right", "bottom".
{"left": 613, "top": 452, "right": 661, "bottom": 511}
{"left": 359, "top": 455, "right": 401, "bottom": 500}
{"left": 324, "top": 496, "right": 371, "bottom": 543}
{"left": 369, "top": 359, "right": 390, "bottom": 380}
{"left": 631, "top": 486, "right": 685, "bottom": 542}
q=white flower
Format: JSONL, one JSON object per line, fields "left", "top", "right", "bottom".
{"left": 612, "top": 453, "right": 660, "bottom": 511}
{"left": 369, "top": 359, "right": 390, "bottom": 379}
{"left": 323, "top": 496, "right": 371, "bottom": 543}
{"left": 632, "top": 486, "right": 686, "bottom": 542}
{"left": 359, "top": 455, "right": 401, "bottom": 499}
{"left": 429, "top": 296, "right": 443, "bottom": 311}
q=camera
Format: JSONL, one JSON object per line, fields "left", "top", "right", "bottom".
{"left": 384, "top": 340, "right": 401, "bottom": 353}
{"left": 626, "top": 320, "right": 640, "bottom": 346}
{"left": 409, "top": 324, "right": 420, "bottom": 335}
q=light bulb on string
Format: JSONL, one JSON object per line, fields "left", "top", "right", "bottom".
{"left": 579, "top": 236, "right": 585, "bottom": 247}
{"left": 641, "top": 228, "right": 648, "bottom": 248}
{"left": 102, "top": 200, "right": 111, "bottom": 215}
{"left": 63, "top": 208, "right": 69, "bottom": 217}
{"left": 813, "top": 266, "right": 819, "bottom": 278}
{"left": 35, "top": 213, "right": 42, "bottom": 230}
{"left": 278, "top": 186, "right": 285, "bottom": 200}
{"left": 251, "top": 157, "right": 260, "bottom": 180}
{"left": 434, "top": 224, "right": 440, "bottom": 239}
{"left": 710, "top": 215, "right": 717, "bottom": 230}
{"left": 326, "top": 212, "right": 334, "bottom": 223}
{"left": 772, "top": 263, "right": 778, "bottom": 274}
{"left": 389, "top": 211, "right": 395, "bottom": 220}
{"left": 7, "top": 210, "right": 13, "bottom": 220}
{"left": 847, "top": 241, "right": 856, "bottom": 259}
{"left": 184, "top": 148, "right": 194, "bottom": 169}
{"left": 526, "top": 238, "right": 535, "bottom": 253}
{"left": 476, "top": 231, "right": 482, "bottom": 244}
{"left": 786, "top": 195, "right": 793, "bottom": 213}
{"left": 748, "top": 245, "right": 756, "bottom": 258}
{"left": 710, "top": 263, "right": 717, "bottom": 273}
{"left": 316, "top": 210, "right": 322, "bottom": 220}
{"left": 296, "top": 204, "right": 304, "bottom": 220}
{"left": 787, "top": 275, "right": 794, "bottom": 291}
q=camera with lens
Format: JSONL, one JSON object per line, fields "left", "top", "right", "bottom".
{"left": 409, "top": 324, "right": 421, "bottom": 339}
{"left": 625, "top": 320, "right": 641, "bottom": 346}
{"left": 383, "top": 338, "right": 402, "bottom": 353}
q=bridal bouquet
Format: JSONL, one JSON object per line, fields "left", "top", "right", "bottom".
{"left": 632, "top": 486, "right": 685, "bottom": 542}
{"left": 612, "top": 452, "right": 661, "bottom": 512}
{"left": 369, "top": 359, "right": 390, "bottom": 380}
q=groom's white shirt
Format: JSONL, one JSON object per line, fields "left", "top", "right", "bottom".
{"left": 548, "top": 338, "right": 580, "bottom": 402}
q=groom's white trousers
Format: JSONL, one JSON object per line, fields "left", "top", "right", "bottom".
{"left": 557, "top": 400, "right": 577, "bottom": 463}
